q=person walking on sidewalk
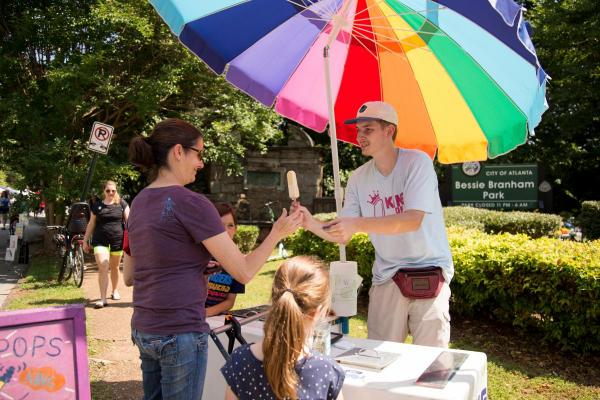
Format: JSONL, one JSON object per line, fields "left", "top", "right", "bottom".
{"left": 83, "top": 180, "right": 129, "bottom": 308}
{"left": 0, "top": 191, "right": 10, "bottom": 229}
{"left": 127, "top": 118, "right": 302, "bottom": 400}
{"left": 295, "top": 101, "right": 453, "bottom": 348}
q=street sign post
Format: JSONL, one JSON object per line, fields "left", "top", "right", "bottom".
{"left": 88, "top": 122, "right": 114, "bottom": 154}
{"left": 81, "top": 122, "right": 114, "bottom": 201}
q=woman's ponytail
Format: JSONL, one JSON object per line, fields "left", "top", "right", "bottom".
{"left": 128, "top": 136, "right": 154, "bottom": 172}
{"left": 128, "top": 119, "right": 202, "bottom": 182}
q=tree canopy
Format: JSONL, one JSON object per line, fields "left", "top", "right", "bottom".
{"left": 504, "top": 0, "right": 600, "bottom": 209}
{"left": 0, "top": 0, "right": 598, "bottom": 216}
{"left": 0, "top": 0, "right": 281, "bottom": 220}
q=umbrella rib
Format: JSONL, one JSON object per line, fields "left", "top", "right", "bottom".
{"left": 324, "top": 0, "right": 341, "bottom": 18}
{"left": 352, "top": 28, "right": 408, "bottom": 59}
{"left": 352, "top": 0, "right": 385, "bottom": 20}
{"left": 352, "top": 24, "right": 431, "bottom": 54}
{"left": 352, "top": 7, "right": 447, "bottom": 23}
{"left": 353, "top": 22, "right": 446, "bottom": 37}
{"left": 352, "top": 0, "right": 436, "bottom": 20}
{"left": 350, "top": 31, "right": 380, "bottom": 62}
{"left": 285, "top": 0, "right": 337, "bottom": 18}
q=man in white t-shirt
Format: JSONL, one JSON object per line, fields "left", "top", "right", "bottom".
{"left": 297, "top": 101, "right": 453, "bottom": 347}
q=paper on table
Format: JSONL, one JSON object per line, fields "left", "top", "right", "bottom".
{"left": 287, "top": 170, "right": 299, "bottom": 200}
{"left": 335, "top": 347, "right": 400, "bottom": 370}
{"left": 330, "top": 261, "right": 363, "bottom": 317}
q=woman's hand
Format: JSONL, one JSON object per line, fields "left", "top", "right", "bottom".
{"left": 271, "top": 208, "right": 302, "bottom": 240}
{"left": 83, "top": 241, "right": 91, "bottom": 254}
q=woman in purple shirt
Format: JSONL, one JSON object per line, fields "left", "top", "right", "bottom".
{"left": 126, "top": 119, "right": 302, "bottom": 400}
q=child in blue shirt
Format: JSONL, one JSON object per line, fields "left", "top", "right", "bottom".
{"left": 205, "top": 203, "right": 245, "bottom": 317}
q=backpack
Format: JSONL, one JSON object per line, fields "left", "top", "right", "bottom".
{"left": 66, "top": 202, "right": 91, "bottom": 234}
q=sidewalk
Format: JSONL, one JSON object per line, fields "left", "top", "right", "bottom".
{"left": 0, "top": 218, "right": 45, "bottom": 307}
{"left": 82, "top": 263, "right": 143, "bottom": 399}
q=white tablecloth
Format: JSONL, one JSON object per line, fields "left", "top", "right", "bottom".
{"left": 203, "top": 316, "right": 487, "bottom": 400}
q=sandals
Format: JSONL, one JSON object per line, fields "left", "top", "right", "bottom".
{"left": 94, "top": 300, "right": 108, "bottom": 309}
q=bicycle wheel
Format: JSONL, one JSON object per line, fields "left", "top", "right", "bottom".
{"left": 72, "top": 245, "right": 85, "bottom": 287}
{"left": 58, "top": 250, "right": 73, "bottom": 282}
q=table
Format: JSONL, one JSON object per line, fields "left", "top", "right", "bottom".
{"left": 331, "top": 338, "right": 487, "bottom": 400}
{"left": 203, "top": 316, "right": 487, "bottom": 400}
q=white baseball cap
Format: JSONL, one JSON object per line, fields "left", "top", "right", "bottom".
{"left": 344, "top": 101, "right": 398, "bottom": 125}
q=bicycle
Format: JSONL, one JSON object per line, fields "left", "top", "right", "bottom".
{"left": 264, "top": 201, "right": 288, "bottom": 259}
{"left": 48, "top": 226, "right": 85, "bottom": 287}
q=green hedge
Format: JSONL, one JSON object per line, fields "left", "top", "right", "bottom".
{"left": 578, "top": 201, "right": 600, "bottom": 240}
{"left": 443, "top": 206, "right": 488, "bottom": 230}
{"left": 286, "top": 218, "right": 600, "bottom": 352}
{"left": 234, "top": 225, "right": 259, "bottom": 253}
{"left": 449, "top": 227, "right": 600, "bottom": 353}
{"left": 444, "top": 206, "right": 562, "bottom": 238}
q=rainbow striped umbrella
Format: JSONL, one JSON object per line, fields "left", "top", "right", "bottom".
{"left": 151, "top": 0, "right": 547, "bottom": 261}
{"left": 150, "top": 0, "right": 547, "bottom": 165}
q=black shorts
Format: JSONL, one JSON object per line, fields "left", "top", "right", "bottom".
{"left": 91, "top": 235, "right": 123, "bottom": 252}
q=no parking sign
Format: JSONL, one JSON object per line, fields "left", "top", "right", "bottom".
{"left": 87, "top": 122, "right": 114, "bottom": 154}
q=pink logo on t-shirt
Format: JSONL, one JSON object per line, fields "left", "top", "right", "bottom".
{"left": 368, "top": 191, "right": 404, "bottom": 216}
{"left": 368, "top": 191, "right": 385, "bottom": 217}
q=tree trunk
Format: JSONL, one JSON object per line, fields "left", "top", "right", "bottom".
{"left": 42, "top": 201, "right": 65, "bottom": 254}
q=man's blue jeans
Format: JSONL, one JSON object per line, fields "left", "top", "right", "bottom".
{"left": 132, "top": 330, "right": 209, "bottom": 400}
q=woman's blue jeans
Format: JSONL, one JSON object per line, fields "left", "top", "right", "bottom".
{"left": 132, "top": 329, "right": 209, "bottom": 400}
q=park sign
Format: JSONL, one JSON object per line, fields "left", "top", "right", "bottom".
{"left": 87, "top": 121, "right": 114, "bottom": 154}
{"left": 451, "top": 163, "right": 538, "bottom": 210}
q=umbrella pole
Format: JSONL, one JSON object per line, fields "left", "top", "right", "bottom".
{"left": 323, "top": 45, "right": 346, "bottom": 262}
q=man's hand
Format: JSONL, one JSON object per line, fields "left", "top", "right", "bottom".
{"left": 322, "top": 218, "right": 358, "bottom": 243}
{"left": 83, "top": 241, "right": 91, "bottom": 254}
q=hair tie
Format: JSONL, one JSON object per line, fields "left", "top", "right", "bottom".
{"left": 285, "top": 288, "right": 294, "bottom": 294}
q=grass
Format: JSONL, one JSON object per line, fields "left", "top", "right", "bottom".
{"left": 6, "top": 254, "right": 599, "bottom": 399}
{"left": 234, "top": 257, "right": 600, "bottom": 400}
{"left": 1, "top": 254, "right": 104, "bottom": 355}
{"left": 3, "top": 254, "right": 86, "bottom": 310}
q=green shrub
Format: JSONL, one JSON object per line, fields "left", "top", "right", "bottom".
{"left": 287, "top": 221, "right": 600, "bottom": 352}
{"left": 448, "top": 226, "right": 600, "bottom": 353}
{"left": 234, "top": 225, "right": 259, "bottom": 253}
{"left": 443, "top": 206, "right": 487, "bottom": 230}
{"left": 444, "top": 206, "right": 561, "bottom": 238}
{"left": 578, "top": 201, "right": 600, "bottom": 240}
{"left": 483, "top": 210, "right": 562, "bottom": 238}
{"left": 313, "top": 212, "right": 337, "bottom": 222}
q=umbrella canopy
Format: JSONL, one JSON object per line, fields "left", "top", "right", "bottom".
{"left": 150, "top": 0, "right": 547, "bottom": 164}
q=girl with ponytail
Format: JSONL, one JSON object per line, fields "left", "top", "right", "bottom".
{"left": 221, "top": 256, "right": 345, "bottom": 400}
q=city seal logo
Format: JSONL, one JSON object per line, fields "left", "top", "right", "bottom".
{"left": 462, "top": 161, "right": 481, "bottom": 177}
